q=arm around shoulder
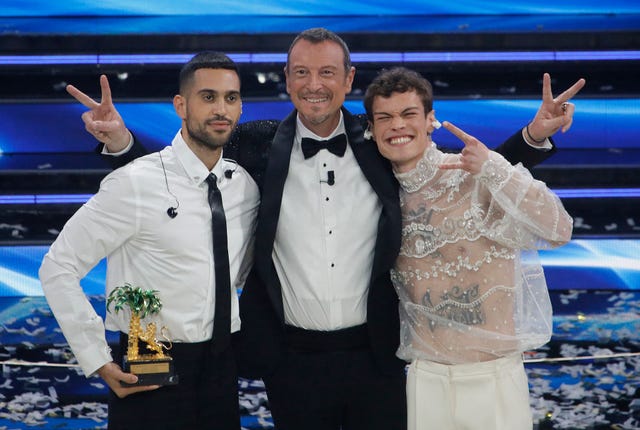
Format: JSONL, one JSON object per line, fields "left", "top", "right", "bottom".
{"left": 95, "top": 131, "right": 152, "bottom": 169}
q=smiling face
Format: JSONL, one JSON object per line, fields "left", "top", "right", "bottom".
{"left": 370, "top": 90, "right": 435, "bottom": 173}
{"left": 285, "top": 39, "right": 355, "bottom": 137}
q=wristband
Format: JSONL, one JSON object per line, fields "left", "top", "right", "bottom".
{"left": 525, "top": 123, "right": 546, "bottom": 144}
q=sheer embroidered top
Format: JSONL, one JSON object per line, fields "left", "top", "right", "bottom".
{"left": 392, "top": 143, "right": 572, "bottom": 365}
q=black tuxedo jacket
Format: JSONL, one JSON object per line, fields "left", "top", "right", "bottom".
{"left": 103, "top": 110, "right": 556, "bottom": 379}
{"left": 234, "top": 108, "right": 405, "bottom": 378}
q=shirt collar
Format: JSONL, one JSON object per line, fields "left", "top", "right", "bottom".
{"left": 171, "top": 130, "right": 228, "bottom": 186}
{"left": 393, "top": 142, "right": 443, "bottom": 193}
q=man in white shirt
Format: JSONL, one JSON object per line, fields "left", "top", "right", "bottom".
{"left": 39, "top": 52, "right": 259, "bottom": 429}
{"left": 65, "top": 27, "right": 584, "bottom": 430}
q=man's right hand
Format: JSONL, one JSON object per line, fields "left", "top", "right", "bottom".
{"left": 66, "top": 74, "right": 131, "bottom": 153}
{"left": 526, "top": 73, "right": 586, "bottom": 145}
{"left": 97, "top": 361, "right": 160, "bottom": 398}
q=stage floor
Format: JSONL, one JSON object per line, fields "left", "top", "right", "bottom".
{"left": 1, "top": 290, "right": 639, "bottom": 429}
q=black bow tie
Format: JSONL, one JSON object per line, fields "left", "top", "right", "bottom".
{"left": 301, "top": 134, "right": 347, "bottom": 159}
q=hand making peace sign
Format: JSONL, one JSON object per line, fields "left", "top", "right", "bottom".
{"left": 525, "top": 73, "right": 586, "bottom": 145}
{"left": 66, "top": 74, "right": 132, "bottom": 153}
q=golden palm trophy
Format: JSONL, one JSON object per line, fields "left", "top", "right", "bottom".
{"left": 107, "top": 284, "right": 179, "bottom": 386}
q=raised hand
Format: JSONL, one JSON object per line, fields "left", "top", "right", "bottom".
{"left": 438, "top": 121, "right": 490, "bottom": 175}
{"left": 97, "top": 361, "right": 160, "bottom": 399}
{"left": 66, "top": 75, "right": 131, "bottom": 152}
{"left": 526, "top": 73, "right": 586, "bottom": 145}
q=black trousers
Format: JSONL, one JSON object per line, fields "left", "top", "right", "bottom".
{"left": 263, "top": 324, "right": 407, "bottom": 430}
{"left": 107, "top": 333, "right": 240, "bottom": 430}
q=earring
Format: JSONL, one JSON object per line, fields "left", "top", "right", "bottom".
{"left": 363, "top": 127, "right": 373, "bottom": 140}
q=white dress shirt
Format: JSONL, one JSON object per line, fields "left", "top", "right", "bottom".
{"left": 274, "top": 113, "right": 382, "bottom": 330}
{"left": 39, "top": 130, "right": 259, "bottom": 377}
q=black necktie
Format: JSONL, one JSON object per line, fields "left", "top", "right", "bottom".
{"left": 206, "top": 173, "right": 231, "bottom": 354}
{"left": 301, "top": 134, "right": 347, "bottom": 159}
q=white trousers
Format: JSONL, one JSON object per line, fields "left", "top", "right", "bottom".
{"left": 406, "top": 354, "right": 533, "bottom": 430}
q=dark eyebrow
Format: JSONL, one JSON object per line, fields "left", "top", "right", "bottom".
{"left": 401, "top": 106, "right": 421, "bottom": 114}
{"left": 197, "top": 89, "right": 218, "bottom": 96}
{"left": 373, "top": 106, "right": 420, "bottom": 116}
{"left": 196, "top": 89, "right": 241, "bottom": 97}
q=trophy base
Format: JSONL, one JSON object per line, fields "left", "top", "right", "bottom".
{"left": 121, "top": 355, "right": 179, "bottom": 387}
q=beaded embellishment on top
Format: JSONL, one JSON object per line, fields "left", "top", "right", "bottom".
{"left": 394, "top": 143, "right": 443, "bottom": 193}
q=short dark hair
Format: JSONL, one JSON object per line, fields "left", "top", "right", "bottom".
{"left": 286, "top": 27, "right": 352, "bottom": 74}
{"left": 179, "top": 51, "right": 240, "bottom": 93}
{"left": 364, "top": 67, "right": 434, "bottom": 121}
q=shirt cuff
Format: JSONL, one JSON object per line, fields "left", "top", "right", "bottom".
{"left": 100, "top": 131, "right": 134, "bottom": 156}
{"left": 76, "top": 342, "right": 113, "bottom": 377}
{"left": 521, "top": 128, "right": 552, "bottom": 151}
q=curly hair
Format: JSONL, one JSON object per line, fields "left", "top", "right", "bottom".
{"left": 364, "top": 67, "right": 433, "bottom": 121}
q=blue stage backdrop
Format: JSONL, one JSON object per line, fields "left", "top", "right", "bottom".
{"left": 2, "top": 1, "right": 639, "bottom": 16}
{"left": 1, "top": 240, "right": 639, "bottom": 297}
{"left": 1, "top": 1, "right": 639, "bottom": 35}
{"left": 2, "top": 15, "right": 639, "bottom": 34}
{"left": 1, "top": 99, "right": 638, "bottom": 167}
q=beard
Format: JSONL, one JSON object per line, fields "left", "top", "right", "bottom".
{"left": 303, "top": 111, "right": 332, "bottom": 126}
{"left": 296, "top": 92, "right": 333, "bottom": 126}
{"left": 185, "top": 115, "right": 235, "bottom": 150}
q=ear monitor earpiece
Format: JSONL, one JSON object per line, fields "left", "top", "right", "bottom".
{"left": 167, "top": 207, "right": 178, "bottom": 218}
{"left": 432, "top": 119, "right": 442, "bottom": 129}
{"left": 159, "top": 152, "right": 180, "bottom": 219}
{"left": 363, "top": 128, "right": 373, "bottom": 140}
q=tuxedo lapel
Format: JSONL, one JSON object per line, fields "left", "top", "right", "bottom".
{"left": 253, "top": 110, "right": 297, "bottom": 320}
{"left": 253, "top": 108, "right": 401, "bottom": 323}
{"left": 343, "top": 109, "right": 401, "bottom": 280}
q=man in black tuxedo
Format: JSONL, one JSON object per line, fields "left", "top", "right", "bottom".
{"left": 68, "top": 27, "right": 584, "bottom": 430}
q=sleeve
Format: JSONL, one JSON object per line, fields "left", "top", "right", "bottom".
{"left": 234, "top": 200, "right": 258, "bottom": 294}
{"left": 38, "top": 170, "right": 139, "bottom": 376}
{"left": 474, "top": 151, "right": 573, "bottom": 250}
{"left": 94, "top": 131, "right": 151, "bottom": 169}
{"left": 492, "top": 128, "right": 557, "bottom": 170}
{"left": 227, "top": 120, "right": 279, "bottom": 188}
{"left": 234, "top": 207, "right": 256, "bottom": 293}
